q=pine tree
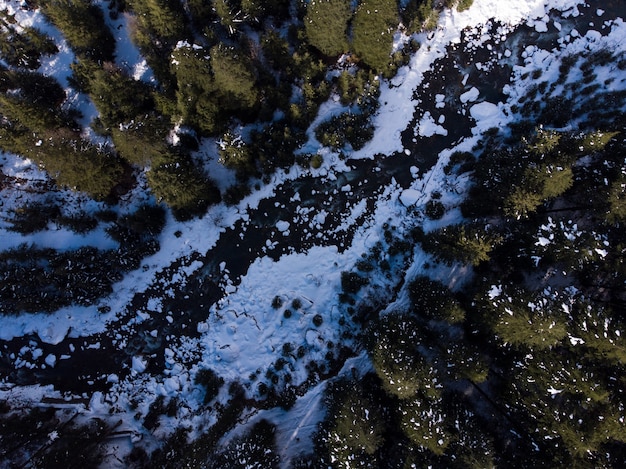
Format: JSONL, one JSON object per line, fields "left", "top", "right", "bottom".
{"left": 40, "top": 0, "right": 115, "bottom": 62}
{"left": 422, "top": 223, "right": 503, "bottom": 266}
{"left": 398, "top": 395, "right": 452, "bottom": 455}
{"left": 147, "top": 154, "right": 221, "bottom": 219}
{"left": 210, "top": 44, "right": 259, "bottom": 113}
{"left": 408, "top": 275, "right": 465, "bottom": 323}
{"left": 324, "top": 379, "right": 386, "bottom": 467}
{"left": 482, "top": 284, "right": 569, "bottom": 350}
{"left": 304, "top": 0, "right": 352, "bottom": 57}
{"left": 352, "top": 0, "right": 399, "bottom": 72}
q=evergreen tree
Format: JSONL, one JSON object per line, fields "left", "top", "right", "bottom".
{"left": 218, "top": 130, "right": 256, "bottom": 176}
{"left": 408, "top": 275, "right": 465, "bottom": 323}
{"left": 111, "top": 114, "right": 172, "bottom": 167}
{"left": 422, "top": 223, "right": 503, "bottom": 266}
{"left": 606, "top": 176, "right": 626, "bottom": 223}
{"left": 0, "top": 11, "right": 58, "bottom": 69}
{"left": 323, "top": 379, "right": 386, "bottom": 467}
{"left": 398, "top": 395, "right": 452, "bottom": 455}
{"left": 352, "top": 0, "right": 398, "bottom": 72}
{"left": 127, "top": 0, "right": 187, "bottom": 43}
{"left": 147, "top": 154, "right": 221, "bottom": 219}
{"left": 210, "top": 44, "right": 259, "bottom": 114}
{"left": 40, "top": 0, "right": 115, "bottom": 62}
{"left": 79, "top": 62, "right": 154, "bottom": 129}
{"left": 304, "top": 0, "right": 352, "bottom": 57}
{"left": 480, "top": 284, "right": 569, "bottom": 350}
{"left": 171, "top": 43, "right": 220, "bottom": 134}
{"left": 504, "top": 164, "right": 573, "bottom": 218}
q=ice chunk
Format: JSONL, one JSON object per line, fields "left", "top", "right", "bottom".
{"left": 400, "top": 189, "right": 420, "bottom": 207}
{"left": 460, "top": 87, "right": 479, "bottom": 103}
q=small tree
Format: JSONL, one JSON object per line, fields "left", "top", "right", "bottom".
{"left": 147, "top": 155, "right": 220, "bottom": 219}
{"left": 422, "top": 223, "right": 502, "bottom": 266}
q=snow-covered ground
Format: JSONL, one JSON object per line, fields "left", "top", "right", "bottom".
{"left": 2, "top": 0, "right": 625, "bottom": 464}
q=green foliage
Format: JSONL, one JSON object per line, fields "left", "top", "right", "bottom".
{"left": 251, "top": 122, "right": 304, "bottom": 172}
{"left": 408, "top": 276, "right": 465, "bottom": 323}
{"left": 489, "top": 288, "right": 568, "bottom": 350}
{"left": 504, "top": 164, "right": 573, "bottom": 218}
{"left": 576, "top": 130, "right": 619, "bottom": 153}
{"left": 0, "top": 69, "right": 68, "bottom": 131}
{"left": 127, "top": 0, "right": 186, "bottom": 43}
{"left": 40, "top": 0, "right": 115, "bottom": 61}
{"left": 171, "top": 43, "right": 259, "bottom": 135}
{"left": 147, "top": 154, "right": 221, "bottom": 220}
{"left": 422, "top": 223, "right": 503, "bottom": 266}
{"left": 314, "top": 111, "right": 374, "bottom": 151}
{"left": 324, "top": 379, "right": 386, "bottom": 466}
{"left": 403, "top": 0, "right": 440, "bottom": 33}
{"left": 304, "top": 0, "right": 352, "bottom": 57}
{"left": 44, "top": 142, "right": 125, "bottom": 200}
{"left": 454, "top": 0, "right": 474, "bottom": 12}
{"left": 371, "top": 313, "right": 425, "bottom": 399}
{"left": 310, "top": 153, "right": 323, "bottom": 169}
{"left": 171, "top": 43, "right": 219, "bottom": 133}
{"left": 111, "top": 115, "right": 172, "bottom": 167}
{"left": 352, "top": 0, "right": 398, "bottom": 72}
{"left": 210, "top": 44, "right": 259, "bottom": 114}
{"left": 0, "top": 11, "right": 58, "bottom": 69}
{"left": 218, "top": 130, "right": 256, "bottom": 176}
{"left": 79, "top": 63, "right": 155, "bottom": 129}
{"left": 336, "top": 69, "right": 379, "bottom": 105}
{"left": 398, "top": 395, "right": 452, "bottom": 455}
{"left": 606, "top": 177, "right": 626, "bottom": 223}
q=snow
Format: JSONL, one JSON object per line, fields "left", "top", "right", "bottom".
{"left": 416, "top": 111, "right": 448, "bottom": 137}
{"left": 469, "top": 101, "right": 503, "bottom": 128}
{"left": 1, "top": 0, "right": 619, "bottom": 463}
{"left": 132, "top": 356, "right": 147, "bottom": 374}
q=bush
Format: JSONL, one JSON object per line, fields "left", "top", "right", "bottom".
{"left": 341, "top": 271, "right": 368, "bottom": 294}
{"left": 425, "top": 200, "right": 445, "bottom": 219}
{"left": 310, "top": 154, "right": 323, "bottom": 169}
{"left": 315, "top": 111, "right": 374, "bottom": 151}
{"left": 194, "top": 368, "right": 224, "bottom": 404}
{"left": 271, "top": 295, "right": 283, "bottom": 309}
